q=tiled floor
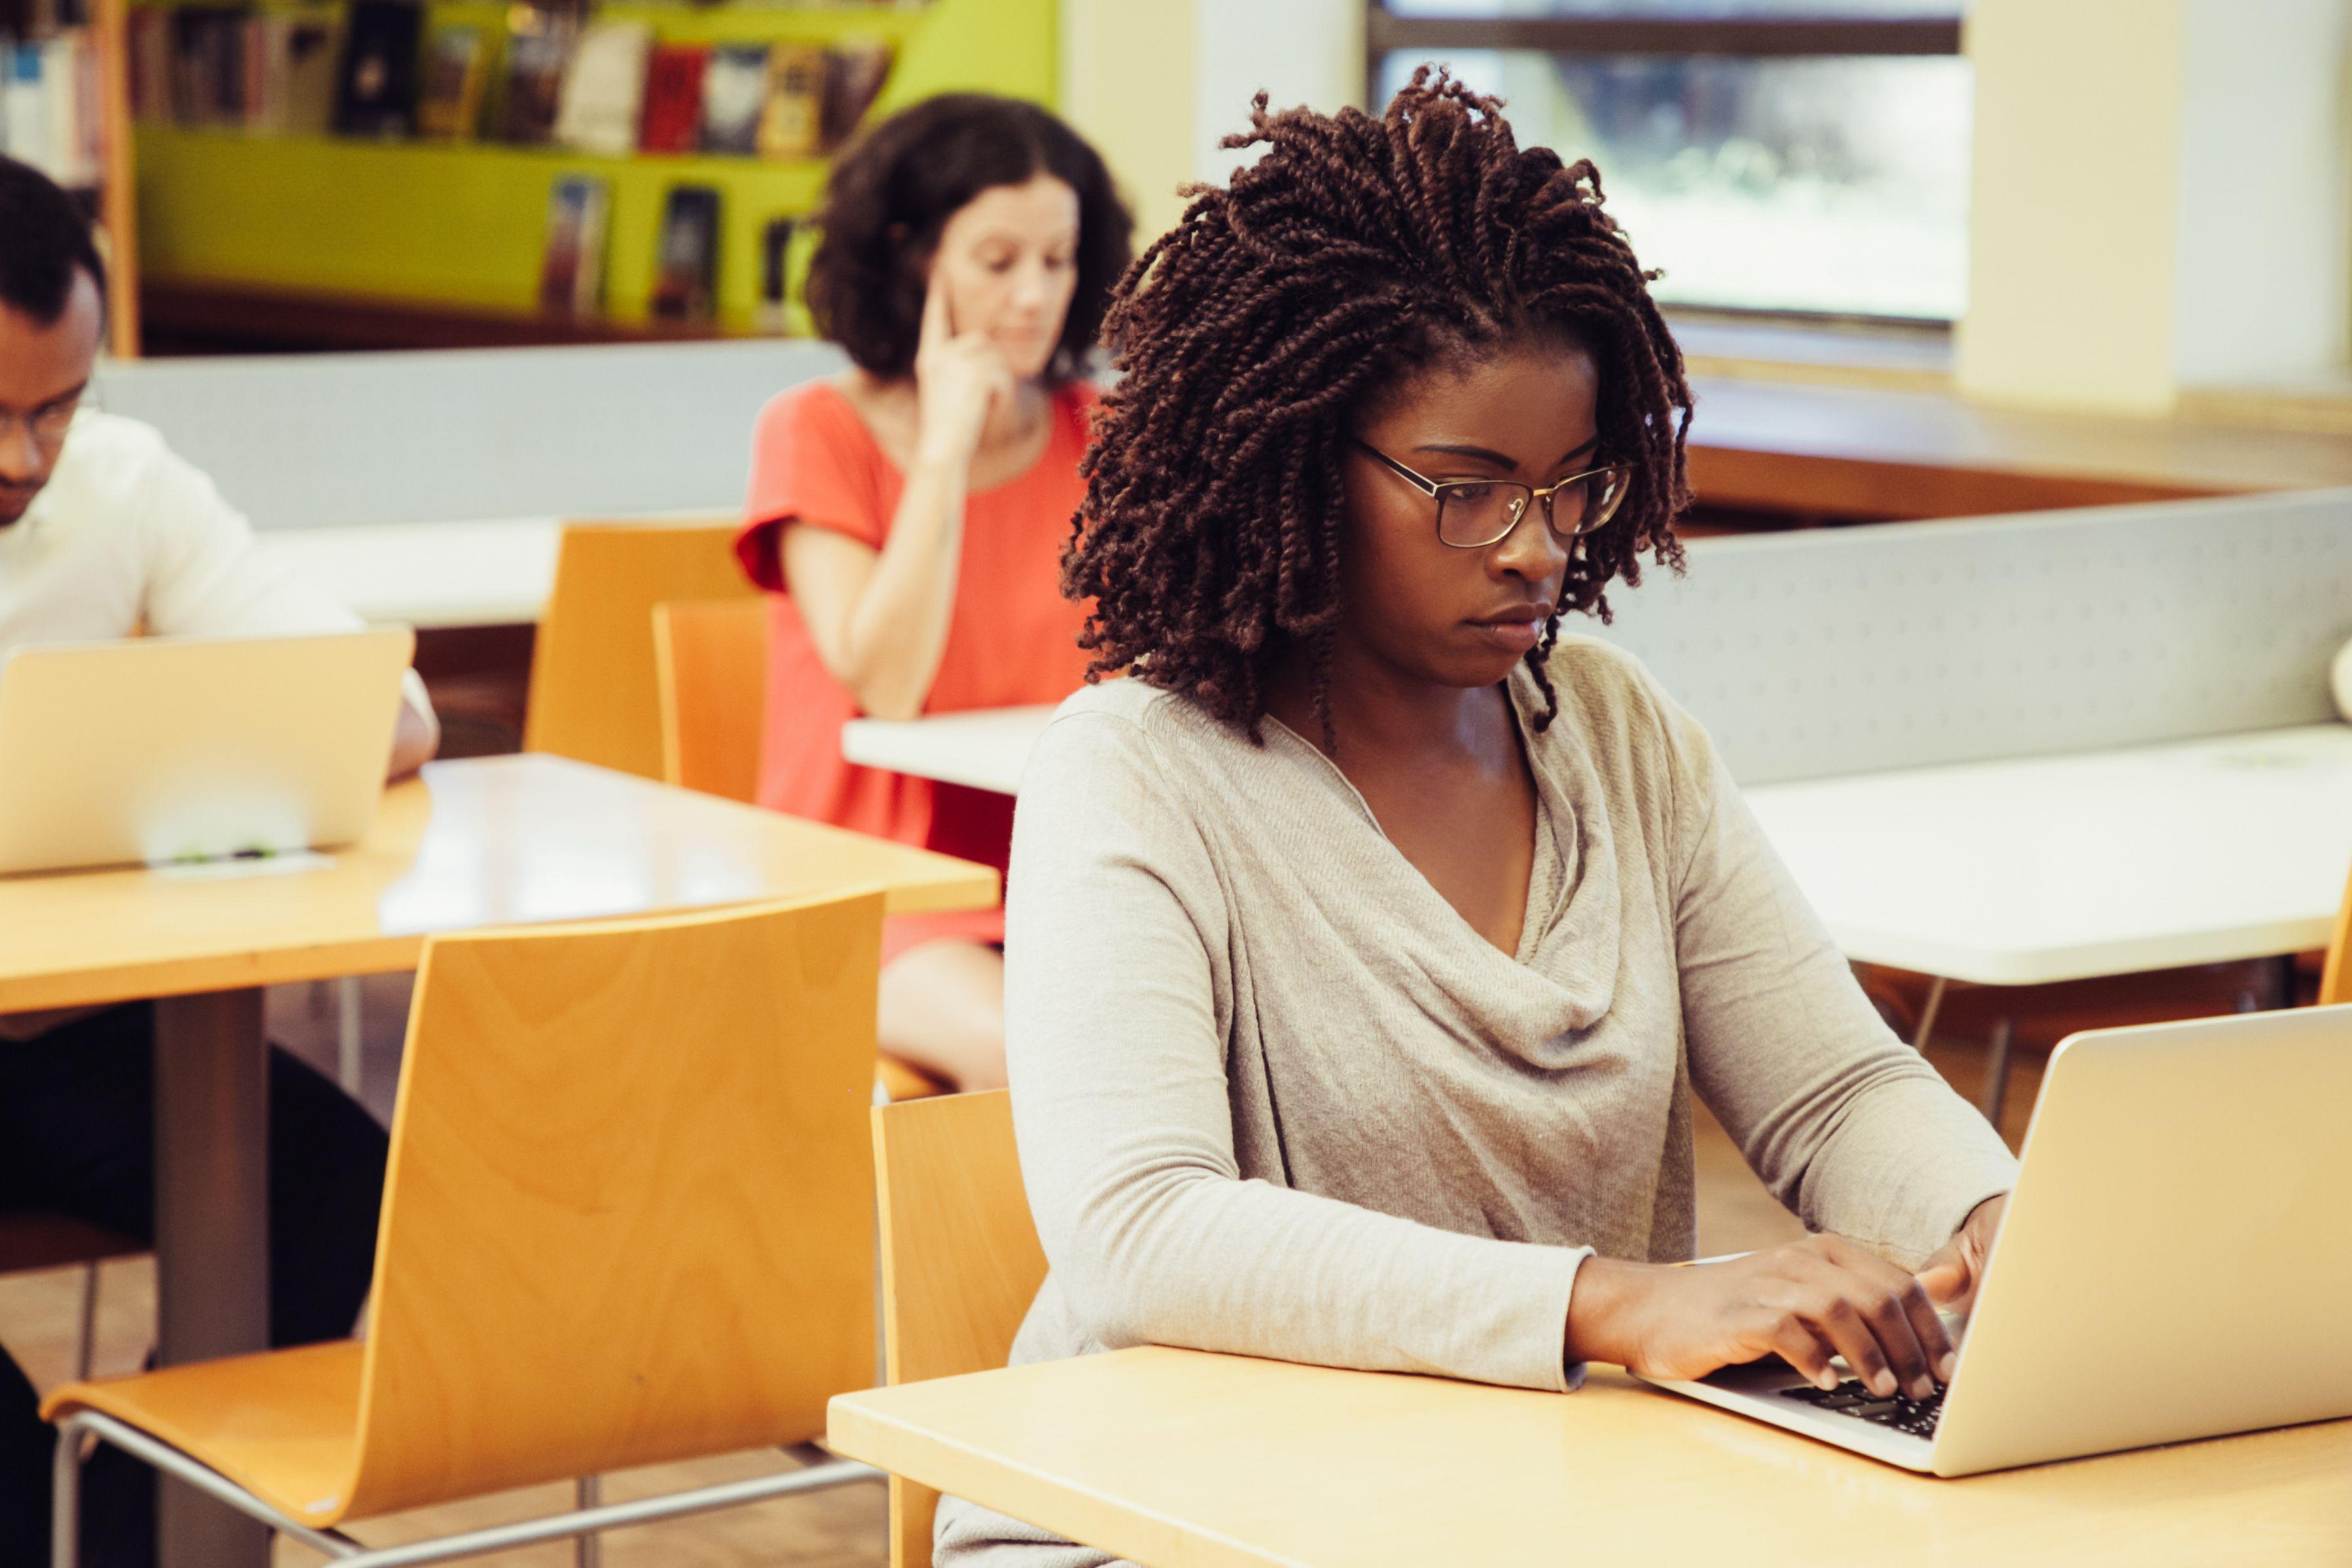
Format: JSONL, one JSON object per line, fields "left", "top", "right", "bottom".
{"left": 0, "top": 967, "right": 2069, "bottom": 1565}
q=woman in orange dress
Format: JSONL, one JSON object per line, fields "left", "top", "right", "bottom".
{"left": 735, "top": 95, "right": 1133, "bottom": 1090}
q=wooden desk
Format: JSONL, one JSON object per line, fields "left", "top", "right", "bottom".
{"left": 828, "top": 1347, "right": 2352, "bottom": 1567}
{"left": 1685, "top": 375, "right": 2352, "bottom": 521}
{"left": 0, "top": 754, "right": 993, "bottom": 1567}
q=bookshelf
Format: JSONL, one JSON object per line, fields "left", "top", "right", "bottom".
{"left": 3, "top": 0, "right": 141, "bottom": 353}
{"left": 126, "top": 0, "right": 1053, "bottom": 345}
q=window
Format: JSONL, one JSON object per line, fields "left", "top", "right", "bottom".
{"left": 1367, "top": 3, "right": 1972, "bottom": 322}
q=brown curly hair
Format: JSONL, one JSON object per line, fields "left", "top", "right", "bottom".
{"left": 1064, "top": 70, "right": 1693, "bottom": 736}
{"left": 804, "top": 94, "right": 1134, "bottom": 387}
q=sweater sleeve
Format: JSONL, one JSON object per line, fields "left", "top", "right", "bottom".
{"left": 1661, "top": 698, "right": 2018, "bottom": 1267}
{"left": 1004, "top": 706, "right": 1592, "bottom": 1393}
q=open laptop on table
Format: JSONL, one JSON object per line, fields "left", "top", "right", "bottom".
{"left": 1638, "top": 1003, "right": 2352, "bottom": 1475}
{"left": 0, "top": 628, "right": 413, "bottom": 875}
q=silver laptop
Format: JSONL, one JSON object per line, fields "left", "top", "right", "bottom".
{"left": 1638, "top": 1004, "right": 2352, "bottom": 1475}
{"left": 0, "top": 628, "right": 413, "bottom": 875}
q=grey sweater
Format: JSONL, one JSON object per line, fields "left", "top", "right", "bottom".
{"left": 938, "top": 637, "right": 2018, "bottom": 1567}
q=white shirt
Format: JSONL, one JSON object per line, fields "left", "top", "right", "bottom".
{"left": 0, "top": 410, "right": 433, "bottom": 1039}
{"left": 4, "top": 410, "right": 424, "bottom": 659}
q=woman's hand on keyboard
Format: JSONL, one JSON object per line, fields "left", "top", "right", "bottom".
{"left": 1566, "top": 1234, "right": 1956, "bottom": 1402}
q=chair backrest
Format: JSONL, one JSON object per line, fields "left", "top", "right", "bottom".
{"left": 2321, "top": 862, "right": 2352, "bottom": 1008}
{"left": 340, "top": 891, "right": 885, "bottom": 1520}
{"left": 523, "top": 523, "right": 757, "bottom": 778}
{"left": 1597, "top": 487, "right": 2352, "bottom": 784}
{"left": 871, "top": 1090, "right": 1048, "bottom": 1568}
{"left": 654, "top": 598, "right": 771, "bottom": 802}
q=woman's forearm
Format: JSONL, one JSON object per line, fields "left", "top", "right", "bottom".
{"left": 805, "top": 451, "right": 970, "bottom": 720}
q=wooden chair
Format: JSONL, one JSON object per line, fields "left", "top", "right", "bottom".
{"left": 652, "top": 596, "right": 947, "bottom": 1106}
{"left": 2319, "top": 860, "right": 2352, "bottom": 1007}
{"left": 870, "top": 1091, "right": 1049, "bottom": 1568}
{"left": 652, "top": 598, "right": 769, "bottom": 804}
{"left": 45, "top": 892, "right": 890, "bottom": 1567}
{"left": 523, "top": 521, "right": 756, "bottom": 780}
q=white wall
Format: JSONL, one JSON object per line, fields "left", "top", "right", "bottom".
{"left": 1957, "top": 0, "right": 2352, "bottom": 414}
{"left": 1061, "top": 0, "right": 1363, "bottom": 245}
{"left": 2169, "top": 0, "right": 2351, "bottom": 386}
{"left": 1194, "top": 0, "right": 1366, "bottom": 186}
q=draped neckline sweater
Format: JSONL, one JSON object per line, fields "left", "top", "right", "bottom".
{"left": 938, "top": 636, "right": 2017, "bottom": 1567}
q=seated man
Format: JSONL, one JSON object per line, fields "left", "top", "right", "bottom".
{"left": 0, "top": 155, "right": 434, "bottom": 1566}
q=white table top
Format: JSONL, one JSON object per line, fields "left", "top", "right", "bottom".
{"left": 251, "top": 512, "right": 731, "bottom": 631}
{"left": 255, "top": 517, "right": 560, "bottom": 629}
{"left": 841, "top": 708, "right": 2352, "bottom": 986}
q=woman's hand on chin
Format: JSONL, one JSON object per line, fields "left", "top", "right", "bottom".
{"left": 1566, "top": 1232, "right": 1959, "bottom": 1403}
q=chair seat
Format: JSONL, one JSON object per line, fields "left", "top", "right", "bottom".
{"left": 42, "top": 1339, "right": 364, "bottom": 1529}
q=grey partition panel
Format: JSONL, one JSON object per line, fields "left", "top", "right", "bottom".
{"left": 1590, "top": 488, "right": 2352, "bottom": 785}
{"left": 92, "top": 340, "right": 847, "bottom": 529}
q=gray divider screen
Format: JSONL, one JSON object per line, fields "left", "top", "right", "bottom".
{"left": 93, "top": 340, "right": 849, "bottom": 530}
{"left": 1588, "top": 488, "right": 2352, "bottom": 784}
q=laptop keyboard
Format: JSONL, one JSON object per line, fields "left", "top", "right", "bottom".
{"left": 1778, "top": 1378, "right": 1944, "bottom": 1440}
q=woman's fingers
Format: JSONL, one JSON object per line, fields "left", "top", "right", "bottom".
{"left": 1834, "top": 1243, "right": 1953, "bottom": 1393}
{"left": 1767, "top": 1319, "right": 1842, "bottom": 1392}
{"left": 919, "top": 268, "right": 954, "bottom": 356}
{"left": 1806, "top": 1291, "right": 1901, "bottom": 1399}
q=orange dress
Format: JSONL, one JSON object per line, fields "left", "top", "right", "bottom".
{"left": 734, "top": 379, "right": 1097, "bottom": 962}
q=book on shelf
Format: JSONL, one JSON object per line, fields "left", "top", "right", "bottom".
{"left": 650, "top": 183, "right": 720, "bottom": 321}
{"left": 499, "top": 2, "right": 578, "bottom": 145}
{"left": 127, "top": 7, "right": 169, "bottom": 120}
{"left": 167, "top": 7, "right": 244, "bottom": 128}
{"left": 756, "top": 213, "right": 794, "bottom": 334}
{"left": 415, "top": 23, "right": 487, "bottom": 141}
{"left": 636, "top": 41, "right": 705, "bottom": 156}
{"left": 537, "top": 172, "right": 609, "bottom": 316}
{"left": 820, "top": 36, "right": 890, "bottom": 149}
{"left": 552, "top": 17, "right": 648, "bottom": 158}
{"left": 287, "top": 20, "right": 339, "bottom": 135}
{"left": 697, "top": 42, "right": 764, "bottom": 156}
{"left": 0, "top": 31, "right": 102, "bottom": 189}
{"left": 241, "top": 14, "right": 336, "bottom": 135}
{"left": 754, "top": 43, "right": 822, "bottom": 161}
{"left": 332, "top": 0, "right": 422, "bottom": 139}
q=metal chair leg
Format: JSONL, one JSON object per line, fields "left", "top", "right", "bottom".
{"left": 575, "top": 1475, "right": 601, "bottom": 1568}
{"left": 1912, "top": 974, "right": 1947, "bottom": 1056}
{"left": 52, "top": 1420, "right": 85, "bottom": 1568}
{"left": 75, "top": 1263, "right": 99, "bottom": 1382}
{"left": 1976, "top": 1018, "right": 2016, "bottom": 1125}
{"left": 338, "top": 975, "right": 366, "bottom": 1096}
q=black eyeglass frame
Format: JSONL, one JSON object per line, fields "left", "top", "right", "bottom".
{"left": 1350, "top": 437, "right": 1634, "bottom": 548}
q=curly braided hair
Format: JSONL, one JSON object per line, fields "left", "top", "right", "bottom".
{"left": 1064, "top": 69, "right": 1693, "bottom": 737}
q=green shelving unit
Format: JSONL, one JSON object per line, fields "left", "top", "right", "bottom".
{"left": 131, "top": 0, "right": 1056, "bottom": 336}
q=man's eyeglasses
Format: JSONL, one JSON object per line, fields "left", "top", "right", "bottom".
{"left": 1352, "top": 438, "right": 1632, "bottom": 549}
{"left": 0, "top": 392, "right": 83, "bottom": 448}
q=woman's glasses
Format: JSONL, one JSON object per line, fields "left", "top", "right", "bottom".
{"left": 1352, "top": 438, "right": 1632, "bottom": 549}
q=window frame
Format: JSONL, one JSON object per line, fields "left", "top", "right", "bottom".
{"left": 1363, "top": 5, "right": 1970, "bottom": 332}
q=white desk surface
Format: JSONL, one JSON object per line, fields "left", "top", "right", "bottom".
{"left": 840, "top": 708, "right": 2352, "bottom": 986}
{"left": 252, "top": 512, "right": 731, "bottom": 630}
{"left": 254, "top": 518, "right": 559, "bottom": 629}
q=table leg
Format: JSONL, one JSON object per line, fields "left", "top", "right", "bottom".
{"left": 152, "top": 988, "right": 273, "bottom": 1568}
{"left": 1975, "top": 1018, "right": 2015, "bottom": 1126}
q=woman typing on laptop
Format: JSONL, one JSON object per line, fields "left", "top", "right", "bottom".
{"left": 950, "top": 77, "right": 2016, "bottom": 1565}
{"left": 0, "top": 156, "right": 429, "bottom": 1567}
